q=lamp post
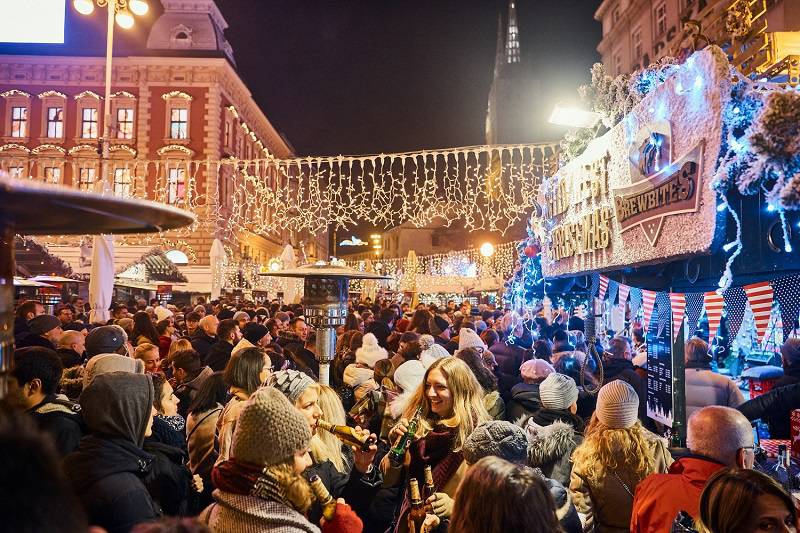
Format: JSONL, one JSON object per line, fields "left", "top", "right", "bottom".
{"left": 261, "top": 262, "right": 389, "bottom": 385}
{"left": 72, "top": 0, "right": 149, "bottom": 192}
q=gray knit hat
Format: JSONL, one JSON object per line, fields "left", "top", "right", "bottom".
{"left": 539, "top": 373, "right": 579, "bottom": 411}
{"left": 463, "top": 421, "right": 528, "bottom": 465}
{"left": 269, "top": 369, "right": 316, "bottom": 404}
{"left": 232, "top": 387, "right": 312, "bottom": 466}
{"left": 29, "top": 314, "right": 61, "bottom": 335}
{"left": 596, "top": 380, "right": 639, "bottom": 429}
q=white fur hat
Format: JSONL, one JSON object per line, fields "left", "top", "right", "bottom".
{"left": 355, "top": 333, "right": 388, "bottom": 368}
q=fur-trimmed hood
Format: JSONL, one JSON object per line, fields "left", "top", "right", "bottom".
{"left": 521, "top": 418, "right": 580, "bottom": 466}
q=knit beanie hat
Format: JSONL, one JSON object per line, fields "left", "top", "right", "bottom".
{"left": 269, "top": 369, "right": 316, "bottom": 404}
{"left": 429, "top": 315, "right": 450, "bottom": 336}
{"left": 29, "top": 314, "right": 62, "bottom": 335}
{"left": 458, "top": 328, "right": 487, "bottom": 352}
{"left": 539, "top": 372, "right": 579, "bottom": 411}
{"left": 232, "top": 386, "right": 312, "bottom": 467}
{"left": 393, "top": 359, "right": 426, "bottom": 393}
{"left": 154, "top": 306, "right": 173, "bottom": 322}
{"left": 596, "top": 380, "right": 639, "bottom": 429}
{"left": 86, "top": 325, "right": 127, "bottom": 356}
{"left": 462, "top": 421, "right": 528, "bottom": 465}
{"left": 233, "top": 311, "right": 251, "bottom": 323}
{"left": 420, "top": 341, "right": 451, "bottom": 369}
{"left": 242, "top": 322, "right": 269, "bottom": 344}
{"left": 356, "top": 333, "right": 388, "bottom": 368}
{"left": 520, "top": 358, "right": 555, "bottom": 381}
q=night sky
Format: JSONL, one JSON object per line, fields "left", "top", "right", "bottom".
{"left": 0, "top": 0, "right": 602, "bottom": 156}
{"left": 216, "top": 0, "right": 603, "bottom": 156}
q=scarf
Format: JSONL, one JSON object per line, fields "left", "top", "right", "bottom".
{"left": 213, "top": 459, "right": 290, "bottom": 507}
{"left": 393, "top": 424, "right": 463, "bottom": 533}
{"left": 157, "top": 413, "right": 186, "bottom": 433}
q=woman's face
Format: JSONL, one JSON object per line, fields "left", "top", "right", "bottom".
{"left": 426, "top": 368, "right": 454, "bottom": 418}
{"left": 295, "top": 387, "right": 323, "bottom": 435}
{"left": 259, "top": 356, "right": 272, "bottom": 385}
{"left": 293, "top": 448, "right": 313, "bottom": 475}
{"left": 160, "top": 382, "right": 180, "bottom": 417}
{"left": 743, "top": 494, "right": 797, "bottom": 532}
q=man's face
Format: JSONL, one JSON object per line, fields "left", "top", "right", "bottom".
{"left": 204, "top": 317, "right": 219, "bottom": 336}
{"left": 294, "top": 320, "right": 308, "bottom": 340}
{"left": 231, "top": 325, "right": 241, "bottom": 343}
{"left": 187, "top": 319, "right": 199, "bottom": 332}
{"left": 71, "top": 334, "right": 86, "bottom": 356}
{"left": 4, "top": 376, "right": 39, "bottom": 411}
{"left": 74, "top": 298, "right": 84, "bottom": 310}
{"left": 172, "top": 364, "right": 187, "bottom": 384}
{"left": 114, "top": 307, "right": 128, "bottom": 319}
{"left": 58, "top": 308, "right": 73, "bottom": 324}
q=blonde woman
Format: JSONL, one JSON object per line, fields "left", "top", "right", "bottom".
{"left": 570, "top": 380, "right": 672, "bottom": 532}
{"left": 383, "top": 357, "right": 491, "bottom": 532}
{"left": 270, "top": 369, "right": 381, "bottom": 524}
{"left": 315, "top": 384, "right": 352, "bottom": 474}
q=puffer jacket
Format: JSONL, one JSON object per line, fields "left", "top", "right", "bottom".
{"left": 523, "top": 418, "right": 583, "bottom": 487}
{"left": 201, "top": 490, "right": 320, "bottom": 533}
{"left": 684, "top": 364, "right": 744, "bottom": 420}
{"left": 569, "top": 430, "right": 673, "bottom": 533}
{"left": 506, "top": 382, "right": 543, "bottom": 422}
{"left": 342, "top": 363, "right": 377, "bottom": 402}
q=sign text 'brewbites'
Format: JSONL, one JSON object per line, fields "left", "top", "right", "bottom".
{"left": 537, "top": 48, "right": 730, "bottom": 278}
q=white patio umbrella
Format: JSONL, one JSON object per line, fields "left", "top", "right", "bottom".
{"left": 88, "top": 234, "right": 114, "bottom": 324}
{"left": 210, "top": 238, "right": 226, "bottom": 300}
{"left": 280, "top": 244, "right": 299, "bottom": 304}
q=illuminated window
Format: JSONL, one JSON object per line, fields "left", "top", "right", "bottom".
{"left": 167, "top": 167, "right": 185, "bottom": 204}
{"left": 81, "top": 107, "right": 98, "bottom": 139}
{"left": 8, "top": 166, "right": 24, "bottom": 178}
{"left": 169, "top": 108, "right": 188, "bottom": 139}
{"left": 10, "top": 106, "right": 27, "bottom": 137}
{"left": 113, "top": 168, "right": 132, "bottom": 196}
{"left": 46, "top": 107, "right": 64, "bottom": 138}
{"left": 116, "top": 108, "right": 134, "bottom": 139}
{"left": 79, "top": 167, "right": 95, "bottom": 190}
{"left": 655, "top": 2, "right": 667, "bottom": 36}
{"left": 632, "top": 28, "right": 642, "bottom": 59}
{"left": 44, "top": 166, "right": 61, "bottom": 184}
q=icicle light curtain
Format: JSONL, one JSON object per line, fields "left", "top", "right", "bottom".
{"left": 2, "top": 143, "right": 559, "bottom": 239}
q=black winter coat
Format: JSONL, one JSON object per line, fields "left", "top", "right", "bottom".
{"left": 29, "top": 395, "right": 84, "bottom": 456}
{"left": 64, "top": 435, "right": 160, "bottom": 533}
{"left": 506, "top": 382, "right": 543, "bottom": 422}
{"left": 305, "top": 456, "right": 382, "bottom": 525}
{"left": 739, "top": 382, "right": 800, "bottom": 439}
{"left": 191, "top": 332, "right": 216, "bottom": 361}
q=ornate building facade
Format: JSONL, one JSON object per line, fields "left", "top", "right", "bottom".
{"left": 0, "top": 0, "right": 327, "bottom": 293}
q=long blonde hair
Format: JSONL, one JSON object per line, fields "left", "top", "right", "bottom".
{"left": 312, "top": 384, "right": 348, "bottom": 473}
{"left": 570, "top": 414, "right": 656, "bottom": 485}
{"left": 402, "top": 357, "right": 490, "bottom": 451}
{"left": 256, "top": 460, "right": 313, "bottom": 514}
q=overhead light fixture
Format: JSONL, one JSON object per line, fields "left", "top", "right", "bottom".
{"left": 115, "top": 8, "right": 135, "bottom": 29}
{"left": 73, "top": 0, "right": 94, "bottom": 15}
{"left": 548, "top": 103, "right": 602, "bottom": 128}
{"left": 129, "top": 0, "right": 149, "bottom": 16}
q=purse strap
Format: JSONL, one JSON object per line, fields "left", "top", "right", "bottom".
{"left": 612, "top": 471, "right": 634, "bottom": 499}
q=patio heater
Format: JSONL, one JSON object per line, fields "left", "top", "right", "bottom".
{"left": 261, "top": 262, "right": 389, "bottom": 385}
{"left": 0, "top": 178, "right": 194, "bottom": 397}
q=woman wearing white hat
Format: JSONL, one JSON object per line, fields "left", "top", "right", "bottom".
{"left": 569, "top": 380, "right": 673, "bottom": 532}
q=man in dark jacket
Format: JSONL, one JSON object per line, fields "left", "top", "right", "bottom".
{"left": 14, "top": 299, "right": 44, "bottom": 341}
{"left": 631, "top": 406, "right": 754, "bottom": 532}
{"left": 63, "top": 372, "right": 161, "bottom": 533}
{"left": 739, "top": 380, "right": 800, "bottom": 439}
{"left": 9, "top": 347, "right": 83, "bottom": 456}
{"left": 278, "top": 317, "right": 319, "bottom": 378}
{"left": 171, "top": 349, "right": 214, "bottom": 419}
{"left": 775, "top": 338, "right": 800, "bottom": 389}
{"left": 56, "top": 330, "right": 86, "bottom": 369}
{"left": 16, "top": 314, "right": 63, "bottom": 350}
{"left": 204, "top": 318, "right": 238, "bottom": 371}
{"left": 366, "top": 308, "right": 395, "bottom": 350}
{"left": 190, "top": 315, "right": 218, "bottom": 361}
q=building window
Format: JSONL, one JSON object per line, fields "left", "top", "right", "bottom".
{"left": 116, "top": 108, "right": 134, "bottom": 139}
{"left": 44, "top": 166, "right": 61, "bottom": 184}
{"left": 78, "top": 167, "right": 95, "bottom": 190}
{"left": 224, "top": 120, "right": 231, "bottom": 148}
{"left": 167, "top": 167, "right": 185, "bottom": 204}
{"left": 113, "top": 168, "right": 132, "bottom": 196}
{"left": 10, "top": 106, "right": 27, "bottom": 138}
{"left": 632, "top": 27, "right": 642, "bottom": 59}
{"left": 169, "top": 108, "right": 188, "bottom": 139}
{"left": 655, "top": 2, "right": 667, "bottom": 36}
{"left": 46, "top": 107, "right": 64, "bottom": 138}
{"left": 81, "top": 107, "right": 99, "bottom": 139}
{"left": 613, "top": 50, "right": 623, "bottom": 75}
{"left": 9, "top": 166, "right": 24, "bottom": 178}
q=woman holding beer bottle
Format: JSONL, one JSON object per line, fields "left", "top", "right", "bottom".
{"left": 382, "top": 357, "right": 491, "bottom": 532}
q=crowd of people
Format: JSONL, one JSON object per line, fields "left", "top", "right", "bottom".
{"left": 3, "top": 295, "right": 799, "bottom": 532}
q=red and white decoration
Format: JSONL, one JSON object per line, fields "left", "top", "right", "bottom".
{"left": 744, "top": 281, "right": 775, "bottom": 344}
{"left": 669, "top": 292, "right": 686, "bottom": 341}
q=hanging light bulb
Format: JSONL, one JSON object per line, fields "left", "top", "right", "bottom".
{"left": 73, "top": 0, "right": 94, "bottom": 15}
{"left": 115, "top": 8, "right": 135, "bottom": 29}
{"left": 129, "top": 0, "right": 148, "bottom": 15}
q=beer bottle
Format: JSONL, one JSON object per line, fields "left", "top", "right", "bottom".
{"left": 389, "top": 405, "right": 423, "bottom": 466}
{"left": 408, "top": 478, "right": 427, "bottom": 533}
{"left": 423, "top": 465, "right": 435, "bottom": 500}
{"left": 317, "top": 419, "right": 376, "bottom": 452}
{"left": 308, "top": 475, "right": 337, "bottom": 521}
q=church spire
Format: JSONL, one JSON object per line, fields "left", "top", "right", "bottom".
{"left": 505, "top": 1, "right": 521, "bottom": 64}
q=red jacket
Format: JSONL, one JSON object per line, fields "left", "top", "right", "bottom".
{"left": 630, "top": 456, "right": 725, "bottom": 532}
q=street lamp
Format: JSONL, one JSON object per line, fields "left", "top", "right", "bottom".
{"left": 72, "top": 0, "right": 149, "bottom": 191}
{"left": 548, "top": 103, "right": 602, "bottom": 129}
